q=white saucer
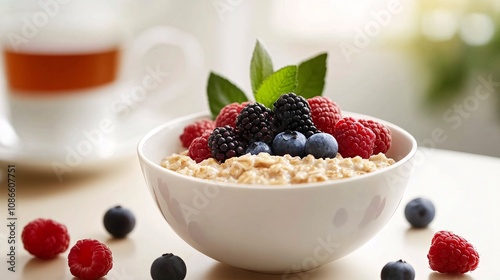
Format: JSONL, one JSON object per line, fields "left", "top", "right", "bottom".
{"left": 0, "top": 109, "right": 179, "bottom": 173}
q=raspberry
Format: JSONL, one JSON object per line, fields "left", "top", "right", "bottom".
{"left": 273, "top": 92, "right": 319, "bottom": 138}
{"left": 215, "top": 102, "right": 250, "bottom": 128}
{"left": 21, "top": 218, "right": 70, "bottom": 259}
{"left": 68, "top": 239, "right": 113, "bottom": 280}
{"left": 188, "top": 131, "right": 212, "bottom": 163}
{"left": 307, "top": 96, "right": 342, "bottom": 135}
{"left": 179, "top": 119, "right": 215, "bottom": 148}
{"left": 236, "top": 102, "right": 277, "bottom": 144}
{"left": 358, "top": 119, "right": 391, "bottom": 154}
{"left": 341, "top": 116, "right": 358, "bottom": 123}
{"left": 333, "top": 117, "right": 375, "bottom": 159}
{"left": 427, "top": 231, "right": 479, "bottom": 274}
{"left": 208, "top": 126, "right": 247, "bottom": 162}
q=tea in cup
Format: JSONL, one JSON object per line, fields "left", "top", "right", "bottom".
{"left": 0, "top": 1, "right": 204, "bottom": 169}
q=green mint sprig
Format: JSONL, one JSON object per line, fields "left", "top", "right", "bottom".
{"left": 206, "top": 40, "right": 328, "bottom": 119}
{"left": 295, "top": 53, "right": 327, "bottom": 99}
{"left": 254, "top": 65, "right": 297, "bottom": 108}
{"left": 250, "top": 40, "right": 274, "bottom": 94}
{"left": 207, "top": 73, "right": 248, "bottom": 119}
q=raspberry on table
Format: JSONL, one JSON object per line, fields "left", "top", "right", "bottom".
{"left": 179, "top": 119, "right": 215, "bottom": 148}
{"left": 215, "top": 102, "right": 250, "bottom": 128}
{"left": 358, "top": 119, "right": 392, "bottom": 154}
{"left": 273, "top": 92, "right": 319, "bottom": 138}
{"left": 333, "top": 117, "right": 375, "bottom": 159}
{"left": 307, "top": 96, "right": 342, "bottom": 135}
{"left": 188, "top": 131, "right": 212, "bottom": 163}
{"left": 427, "top": 230, "right": 479, "bottom": 274}
{"left": 236, "top": 102, "right": 277, "bottom": 144}
{"left": 21, "top": 218, "right": 70, "bottom": 259}
{"left": 208, "top": 126, "right": 247, "bottom": 162}
{"left": 68, "top": 239, "right": 113, "bottom": 280}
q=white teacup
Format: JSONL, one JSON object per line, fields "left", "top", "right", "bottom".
{"left": 0, "top": 1, "right": 204, "bottom": 168}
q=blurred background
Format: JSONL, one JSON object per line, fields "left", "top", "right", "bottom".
{"left": 151, "top": 0, "right": 500, "bottom": 157}
{"left": 1, "top": 0, "right": 499, "bottom": 157}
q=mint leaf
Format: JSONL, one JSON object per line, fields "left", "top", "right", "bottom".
{"left": 207, "top": 72, "right": 248, "bottom": 119}
{"left": 254, "top": 65, "right": 297, "bottom": 108}
{"left": 295, "top": 53, "right": 327, "bottom": 98}
{"left": 250, "top": 40, "right": 274, "bottom": 94}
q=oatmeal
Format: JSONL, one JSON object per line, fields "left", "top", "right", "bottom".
{"left": 161, "top": 152, "right": 395, "bottom": 185}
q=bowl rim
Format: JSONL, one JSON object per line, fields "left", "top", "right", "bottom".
{"left": 137, "top": 111, "right": 418, "bottom": 190}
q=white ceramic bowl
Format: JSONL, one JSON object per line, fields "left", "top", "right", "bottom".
{"left": 137, "top": 111, "right": 417, "bottom": 273}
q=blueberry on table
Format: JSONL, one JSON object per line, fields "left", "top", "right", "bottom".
{"left": 103, "top": 205, "right": 136, "bottom": 238}
{"left": 151, "top": 253, "right": 187, "bottom": 280}
{"left": 381, "top": 259, "right": 415, "bottom": 280}
{"left": 404, "top": 197, "right": 435, "bottom": 228}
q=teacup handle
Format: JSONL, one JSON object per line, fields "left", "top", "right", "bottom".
{"left": 115, "top": 26, "right": 204, "bottom": 118}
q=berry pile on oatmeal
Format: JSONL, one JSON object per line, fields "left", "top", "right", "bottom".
{"left": 161, "top": 41, "right": 395, "bottom": 185}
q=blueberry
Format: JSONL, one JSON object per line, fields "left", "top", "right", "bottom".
{"left": 272, "top": 131, "right": 306, "bottom": 157}
{"left": 305, "top": 133, "right": 338, "bottom": 158}
{"left": 381, "top": 259, "right": 415, "bottom": 280}
{"left": 103, "top": 205, "right": 136, "bottom": 238}
{"left": 151, "top": 253, "right": 187, "bottom": 280}
{"left": 404, "top": 197, "right": 435, "bottom": 228}
{"left": 246, "top": 141, "right": 272, "bottom": 155}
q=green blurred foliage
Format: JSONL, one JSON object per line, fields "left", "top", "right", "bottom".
{"left": 413, "top": 1, "right": 500, "bottom": 110}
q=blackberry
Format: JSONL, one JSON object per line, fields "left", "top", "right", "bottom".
{"left": 273, "top": 92, "right": 319, "bottom": 138}
{"left": 236, "top": 103, "right": 276, "bottom": 144}
{"left": 208, "top": 126, "right": 247, "bottom": 162}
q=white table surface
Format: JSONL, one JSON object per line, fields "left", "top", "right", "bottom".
{"left": 0, "top": 147, "right": 499, "bottom": 280}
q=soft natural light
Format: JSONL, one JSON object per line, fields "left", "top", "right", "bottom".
{"left": 421, "top": 9, "right": 458, "bottom": 41}
{"left": 459, "top": 13, "right": 495, "bottom": 46}
{"left": 270, "top": 0, "right": 388, "bottom": 39}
